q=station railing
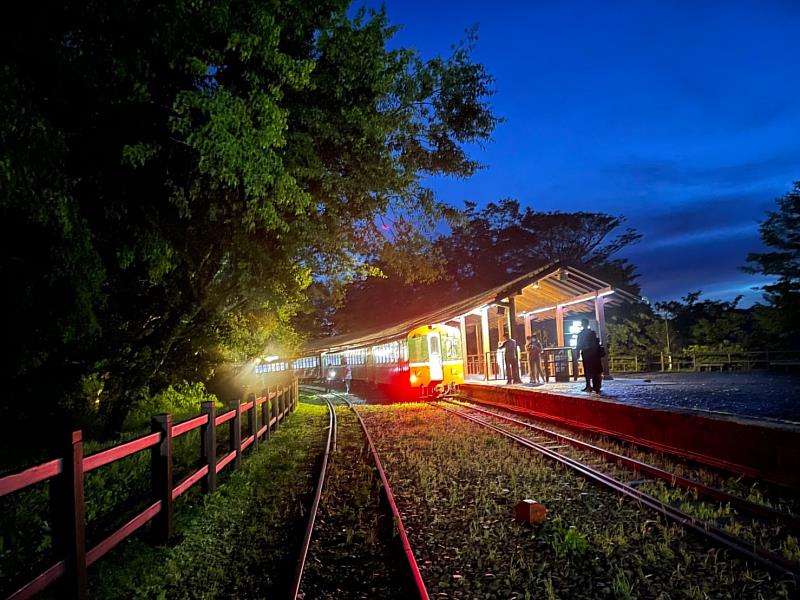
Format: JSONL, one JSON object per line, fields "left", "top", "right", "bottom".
{"left": 0, "top": 380, "right": 299, "bottom": 600}
{"left": 469, "top": 348, "right": 583, "bottom": 382}
{"left": 608, "top": 350, "right": 800, "bottom": 373}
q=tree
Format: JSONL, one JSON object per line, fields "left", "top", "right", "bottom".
{"left": 1, "top": 1, "right": 498, "bottom": 440}
{"left": 744, "top": 181, "right": 800, "bottom": 348}
{"left": 330, "top": 198, "right": 642, "bottom": 332}
{"left": 607, "top": 291, "right": 753, "bottom": 357}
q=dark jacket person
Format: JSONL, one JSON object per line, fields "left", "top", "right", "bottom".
{"left": 576, "top": 319, "right": 600, "bottom": 392}
{"left": 500, "top": 338, "right": 523, "bottom": 384}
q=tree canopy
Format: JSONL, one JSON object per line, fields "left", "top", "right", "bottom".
{"left": 744, "top": 181, "right": 800, "bottom": 347}
{"left": 330, "top": 198, "right": 642, "bottom": 332}
{"left": 0, "top": 0, "right": 498, "bottom": 439}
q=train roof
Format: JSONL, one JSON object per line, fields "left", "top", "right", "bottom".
{"left": 303, "top": 262, "right": 641, "bottom": 355}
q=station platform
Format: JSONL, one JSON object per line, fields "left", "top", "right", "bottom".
{"left": 459, "top": 377, "right": 800, "bottom": 490}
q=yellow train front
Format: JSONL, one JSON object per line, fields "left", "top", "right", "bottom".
{"left": 405, "top": 324, "right": 464, "bottom": 395}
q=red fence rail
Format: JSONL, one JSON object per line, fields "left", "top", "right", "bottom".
{"left": 1, "top": 379, "right": 299, "bottom": 600}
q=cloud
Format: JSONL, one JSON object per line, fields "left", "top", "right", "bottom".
{"left": 604, "top": 152, "right": 800, "bottom": 191}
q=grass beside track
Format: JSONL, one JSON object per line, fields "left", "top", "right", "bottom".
{"left": 85, "top": 402, "right": 328, "bottom": 599}
{"left": 361, "top": 403, "right": 795, "bottom": 600}
{"left": 300, "top": 399, "right": 407, "bottom": 598}
{"left": 449, "top": 399, "right": 800, "bottom": 564}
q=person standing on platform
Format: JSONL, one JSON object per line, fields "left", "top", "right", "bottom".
{"left": 526, "top": 334, "right": 545, "bottom": 383}
{"left": 576, "top": 318, "right": 599, "bottom": 392}
{"left": 342, "top": 359, "right": 352, "bottom": 394}
{"left": 500, "top": 337, "right": 523, "bottom": 384}
{"left": 585, "top": 338, "right": 605, "bottom": 393}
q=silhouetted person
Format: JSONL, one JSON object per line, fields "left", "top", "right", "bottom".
{"left": 576, "top": 318, "right": 599, "bottom": 392}
{"left": 500, "top": 338, "right": 523, "bottom": 384}
{"left": 526, "top": 334, "right": 545, "bottom": 383}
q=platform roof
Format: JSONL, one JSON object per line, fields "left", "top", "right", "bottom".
{"left": 303, "top": 262, "right": 641, "bottom": 354}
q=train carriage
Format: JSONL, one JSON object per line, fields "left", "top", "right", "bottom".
{"left": 262, "top": 322, "right": 465, "bottom": 400}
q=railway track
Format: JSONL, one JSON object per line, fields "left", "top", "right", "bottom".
{"left": 293, "top": 386, "right": 430, "bottom": 600}
{"left": 289, "top": 396, "right": 336, "bottom": 599}
{"left": 436, "top": 398, "right": 800, "bottom": 585}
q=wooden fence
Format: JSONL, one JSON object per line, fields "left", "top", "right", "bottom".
{"left": 608, "top": 350, "right": 800, "bottom": 373}
{"left": 0, "top": 380, "right": 299, "bottom": 600}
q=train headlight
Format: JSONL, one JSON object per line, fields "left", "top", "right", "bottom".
{"left": 328, "top": 370, "right": 336, "bottom": 379}
{"left": 410, "top": 373, "right": 418, "bottom": 384}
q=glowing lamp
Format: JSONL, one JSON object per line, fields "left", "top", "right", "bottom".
{"left": 328, "top": 370, "right": 336, "bottom": 378}
{"left": 410, "top": 374, "right": 418, "bottom": 384}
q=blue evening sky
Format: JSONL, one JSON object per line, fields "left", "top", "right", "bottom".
{"left": 364, "top": 1, "right": 800, "bottom": 305}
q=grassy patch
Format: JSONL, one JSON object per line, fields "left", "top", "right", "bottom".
{"left": 360, "top": 403, "right": 794, "bottom": 599}
{"left": 85, "top": 402, "right": 327, "bottom": 599}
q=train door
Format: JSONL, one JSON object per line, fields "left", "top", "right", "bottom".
{"left": 427, "top": 332, "right": 444, "bottom": 381}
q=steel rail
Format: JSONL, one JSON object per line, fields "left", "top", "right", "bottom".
{"left": 448, "top": 393, "right": 780, "bottom": 484}
{"left": 441, "top": 396, "right": 800, "bottom": 535}
{"left": 435, "top": 402, "right": 800, "bottom": 585}
{"left": 300, "top": 386, "right": 431, "bottom": 600}
{"left": 289, "top": 397, "right": 336, "bottom": 600}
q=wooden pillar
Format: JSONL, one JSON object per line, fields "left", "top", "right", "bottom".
{"left": 200, "top": 401, "right": 217, "bottom": 493}
{"left": 507, "top": 296, "right": 519, "bottom": 343}
{"left": 595, "top": 295, "right": 612, "bottom": 379}
{"left": 480, "top": 307, "right": 491, "bottom": 380}
{"left": 52, "top": 430, "right": 87, "bottom": 599}
{"left": 524, "top": 314, "right": 532, "bottom": 342}
{"left": 556, "top": 305, "right": 565, "bottom": 347}
{"left": 151, "top": 415, "right": 174, "bottom": 544}
{"left": 458, "top": 316, "right": 468, "bottom": 378}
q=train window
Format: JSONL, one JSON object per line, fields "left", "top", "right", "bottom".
{"left": 429, "top": 335, "right": 441, "bottom": 355}
{"left": 443, "top": 333, "right": 463, "bottom": 360}
{"left": 408, "top": 336, "right": 428, "bottom": 362}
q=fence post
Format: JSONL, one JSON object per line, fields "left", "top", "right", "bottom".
{"left": 270, "top": 386, "right": 278, "bottom": 431}
{"left": 660, "top": 352, "right": 664, "bottom": 372}
{"left": 248, "top": 393, "right": 258, "bottom": 451}
{"left": 230, "top": 399, "right": 242, "bottom": 471}
{"left": 634, "top": 355, "right": 639, "bottom": 372}
{"left": 151, "top": 414, "right": 174, "bottom": 544}
{"left": 262, "top": 392, "right": 270, "bottom": 440}
{"left": 51, "top": 430, "right": 87, "bottom": 600}
{"left": 200, "top": 401, "right": 217, "bottom": 494}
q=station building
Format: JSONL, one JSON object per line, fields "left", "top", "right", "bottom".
{"left": 264, "top": 262, "right": 640, "bottom": 394}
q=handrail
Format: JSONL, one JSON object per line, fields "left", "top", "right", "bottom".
{"left": 84, "top": 433, "right": 161, "bottom": 473}
{"left": 0, "top": 459, "right": 62, "bottom": 497}
{"left": 1, "top": 380, "right": 298, "bottom": 600}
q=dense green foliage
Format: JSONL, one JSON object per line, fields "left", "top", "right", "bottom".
{"left": 333, "top": 198, "right": 642, "bottom": 331}
{"left": 607, "top": 292, "right": 753, "bottom": 357}
{"left": 0, "top": 0, "right": 497, "bottom": 439}
{"left": 744, "top": 181, "right": 800, "bottom": 349}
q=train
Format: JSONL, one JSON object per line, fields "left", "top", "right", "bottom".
{"left": 256, "top": 323, "right": 465, "bottom": 399}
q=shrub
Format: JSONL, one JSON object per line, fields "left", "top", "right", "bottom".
{"left": 123, "top": 381, "right": 220, "bottom": 432}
